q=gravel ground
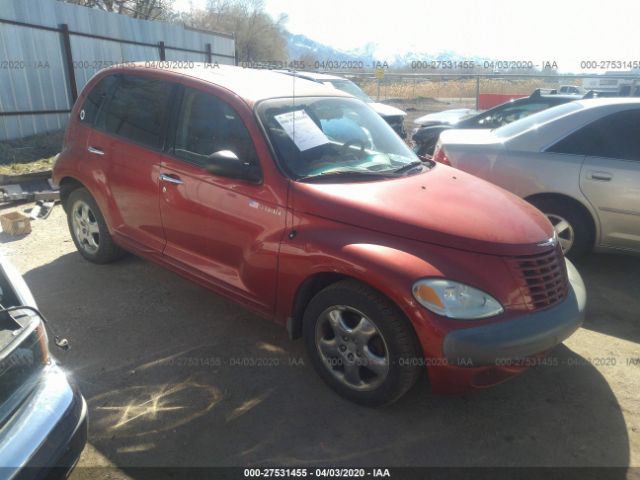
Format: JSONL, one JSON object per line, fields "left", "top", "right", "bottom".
{"left": 1, "top": 202, "right": 639, "bottom": 479}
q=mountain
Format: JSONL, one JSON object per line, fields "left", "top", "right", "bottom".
{"left": 286, "top": 33, "right": 368, "bottom": 64}
{"left": 285, "top": 32, "right": 489, "bottom": 68}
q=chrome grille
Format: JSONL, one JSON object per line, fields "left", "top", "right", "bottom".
{"left": 512, "top": 246, "right": 569, "bottom": 310}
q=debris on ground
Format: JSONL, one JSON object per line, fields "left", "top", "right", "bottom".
{"left": 29, "top": 200, "right": 57, "bottom": 220}
{"left": 0, "top": 211, "right": 32, "bottom": 236}
{"left": 0, "top": 176, "right": 59, "bottom": 204}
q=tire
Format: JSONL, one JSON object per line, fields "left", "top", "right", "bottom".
{"left": 303, "top": 280, "right": 422, "bottom": 406}
{"left": 65, "top": 188, "right": 125, "bottom": 264}
{"left": 529, "top": 197, "right": 593, "bottom": 259}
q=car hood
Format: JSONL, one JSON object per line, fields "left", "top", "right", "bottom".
{"left": 291, "top": 164, "right": 553, "bottom": 256}
{"left": 414, "top": 108, "right": 478, "bottom": 126}
{"left": 369, "top": 102, "right": 407, "bottom": 118}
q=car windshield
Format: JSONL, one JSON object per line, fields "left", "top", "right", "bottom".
{"left": 257, "top": 96, "right": 422, "bottom": 181}
{"left": 325, "top": 80, "right": 372, "bottom": 102}
{"left": 493, "top": 101, "right": 584, "bottom": 138}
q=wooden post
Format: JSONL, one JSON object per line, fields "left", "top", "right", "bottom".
{"left": 205, "top": 43, "right": 212, "bottom": 64}
{"left": 158, "top": 41, "right": 166, "bottom": 61}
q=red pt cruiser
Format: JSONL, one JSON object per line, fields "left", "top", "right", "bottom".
{"left": 53, "top": 64, "right": 586, "bottom": 406}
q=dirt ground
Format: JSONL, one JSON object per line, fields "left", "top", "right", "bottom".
{"left": 1, "top": 202, "right": 639, "bottom": 479}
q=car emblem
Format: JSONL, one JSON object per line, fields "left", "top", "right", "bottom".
{"left": 537, "top": 236, "right": 557, "bottom": 248}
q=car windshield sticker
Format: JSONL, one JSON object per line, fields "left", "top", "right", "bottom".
{"left": 274, "top": 110, "right": 329, "bottom": 151}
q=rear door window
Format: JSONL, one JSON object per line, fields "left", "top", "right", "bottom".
{"left": 95, "top": 75, "right": 174, "bottom": 149}
{"left": 548, "top": 109, "right": 640, "bottom": 160}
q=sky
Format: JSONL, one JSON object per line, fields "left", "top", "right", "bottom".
{"left": 173, "top": 0, "right": 640, "bottom": 73}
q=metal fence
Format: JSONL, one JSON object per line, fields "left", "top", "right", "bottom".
{"left": 0, "top": 0, "right": 236, "bottom": 141}
{"left": 338, "top": 72, "right": 640, "bottom": 109}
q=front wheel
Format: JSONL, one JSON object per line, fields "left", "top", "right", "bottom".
{"left": 66, "top": 188, "right": 125, "bottom": 264}
{"left": 303, "top": 280, "right": 422, "bottom": 406}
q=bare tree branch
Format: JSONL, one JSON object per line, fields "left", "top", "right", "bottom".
{"left": 58, "top": 0, "right": 175, "bottom": 20}
{"left": 182, "top": 0, "right": 287, "bottom": 62}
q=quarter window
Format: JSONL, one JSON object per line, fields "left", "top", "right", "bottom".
{"left": 173, "top": 88, "right": 259, "bottom": 168}
{"left": 95, "top": 75, "right": 174, "bottom": 149}
{"left": 80, "top": 75, "right": 119, "bottom": 125}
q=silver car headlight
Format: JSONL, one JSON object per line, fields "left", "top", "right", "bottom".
{"left": 412, "top": 279, "right": 504, "bottom": 319}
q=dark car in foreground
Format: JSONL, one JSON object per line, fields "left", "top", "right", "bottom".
{"left": 0, "top": 258, "right": 86, "bottom": 479}
{"left": 412, "top": 90, "right": 584, "bottom": 156}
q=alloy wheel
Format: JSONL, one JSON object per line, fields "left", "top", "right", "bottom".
{"left": 315, "top": 306, "right": 390, "bottom": 391}
{"left": 71, "top": 199, "right": 100, "bottom": 255}
{"left": 546, "top": 213, "right": 574, "bottom": 253}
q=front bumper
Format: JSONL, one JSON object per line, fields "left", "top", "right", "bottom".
{"left": 1, "top": 362, "right": 87, "bottom": 480}
{"left": 442, "top": 259, "right": 586, "bottom": 367}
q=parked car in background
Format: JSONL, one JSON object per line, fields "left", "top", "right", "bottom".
{"left": 275, "top": 70, "right": 408, "bottom": 138}
{"left": 412, "top": 90, "right": 583, "bottom": 156}
{"left": 53, "top": 63, "right": 586, "bottom": 406}
{"left": 0, "top": 258, "right": 86, "bottom": 478}
{"left": 412, "top": 108, "right": 478, "bottom": 128}
{"left": 434, "top": 98, "right": 640, "bottom": 258}
{"left": 583, "top": 85, "right": 640, "bottom": 98}
{"left": 558, "top": 85, "right": 586, "bottom": 95}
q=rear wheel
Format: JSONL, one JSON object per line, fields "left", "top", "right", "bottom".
{"left": 66, "top": 188, "right": 125, "bottom": 264}
{"left": 303, "top": 280, "right": 422, "bottom": 406}
{"left": 529, "top": 197, "right": 592, "bottom": 259}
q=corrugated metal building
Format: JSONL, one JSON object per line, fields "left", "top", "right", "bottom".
{"left": 0, "top": 0, "right": 236, "bottom": 141}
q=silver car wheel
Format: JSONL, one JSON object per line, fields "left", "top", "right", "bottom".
{"left": 546, "top": 213, "right": 574, "bottom": 253}
{"left": 71, "top": 199, "right": 100, "bottom": 255}
{"left": 315, "top": 306, "right": 390, "bottom": 391}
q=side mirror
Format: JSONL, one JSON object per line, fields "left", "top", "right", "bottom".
{"left": 204, "top": 150, "right": 261, "bottom": 183}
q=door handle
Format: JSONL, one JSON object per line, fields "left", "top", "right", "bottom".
{"left": 87, "top": 146, "right": 104, "bottom": 156}
{"left": 588, "top": 171, "right": 612, "bottom": 182}
{"left": 159, "top": 173, "right": 184, "bottom": 185}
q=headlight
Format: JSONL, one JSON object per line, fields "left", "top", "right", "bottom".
{"left": 412, "top": 279, "right": 504, "bottom": 319}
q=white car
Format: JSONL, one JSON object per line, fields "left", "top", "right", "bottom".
{"left": 434, "top": 98, "right": 640, "bottom": 257}
{"left": 413, "top": 108, "right": 478, "bottom": 127}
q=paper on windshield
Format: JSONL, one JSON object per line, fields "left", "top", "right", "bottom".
{"left": 274, "top": 110, "right": 329, "bottom": 151}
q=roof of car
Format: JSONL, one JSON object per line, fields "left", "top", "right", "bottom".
{"left": 500, "top": 97, "right": 640, "bottom": 151}
{"left": 516, "top": 93, "right": 582, "bottom": 103}
{"left": 275, "top": 70, "right": 348, "bottom": 82}
{"left": 105, "top": 62, "right": 351, "bottom": 104}
{"left": 573, "top": 97, "right": 640, "bottom": 108}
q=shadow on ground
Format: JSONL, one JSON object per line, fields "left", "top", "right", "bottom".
{"left": 573, "top": 253, "right": 640, "bottom": 344}
{"left": 22, "top": 251, "right": 631, "bottom": 474}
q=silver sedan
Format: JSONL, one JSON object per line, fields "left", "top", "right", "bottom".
{"left": 434, "top": 98, "right": 640, "bottom": 258}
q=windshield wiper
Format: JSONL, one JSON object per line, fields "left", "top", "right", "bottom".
{"left": 297, "top": 169, "right": 400, "bottom": 182}
{"left": 393, "top": 161, "right": 425, "bottom": 174}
